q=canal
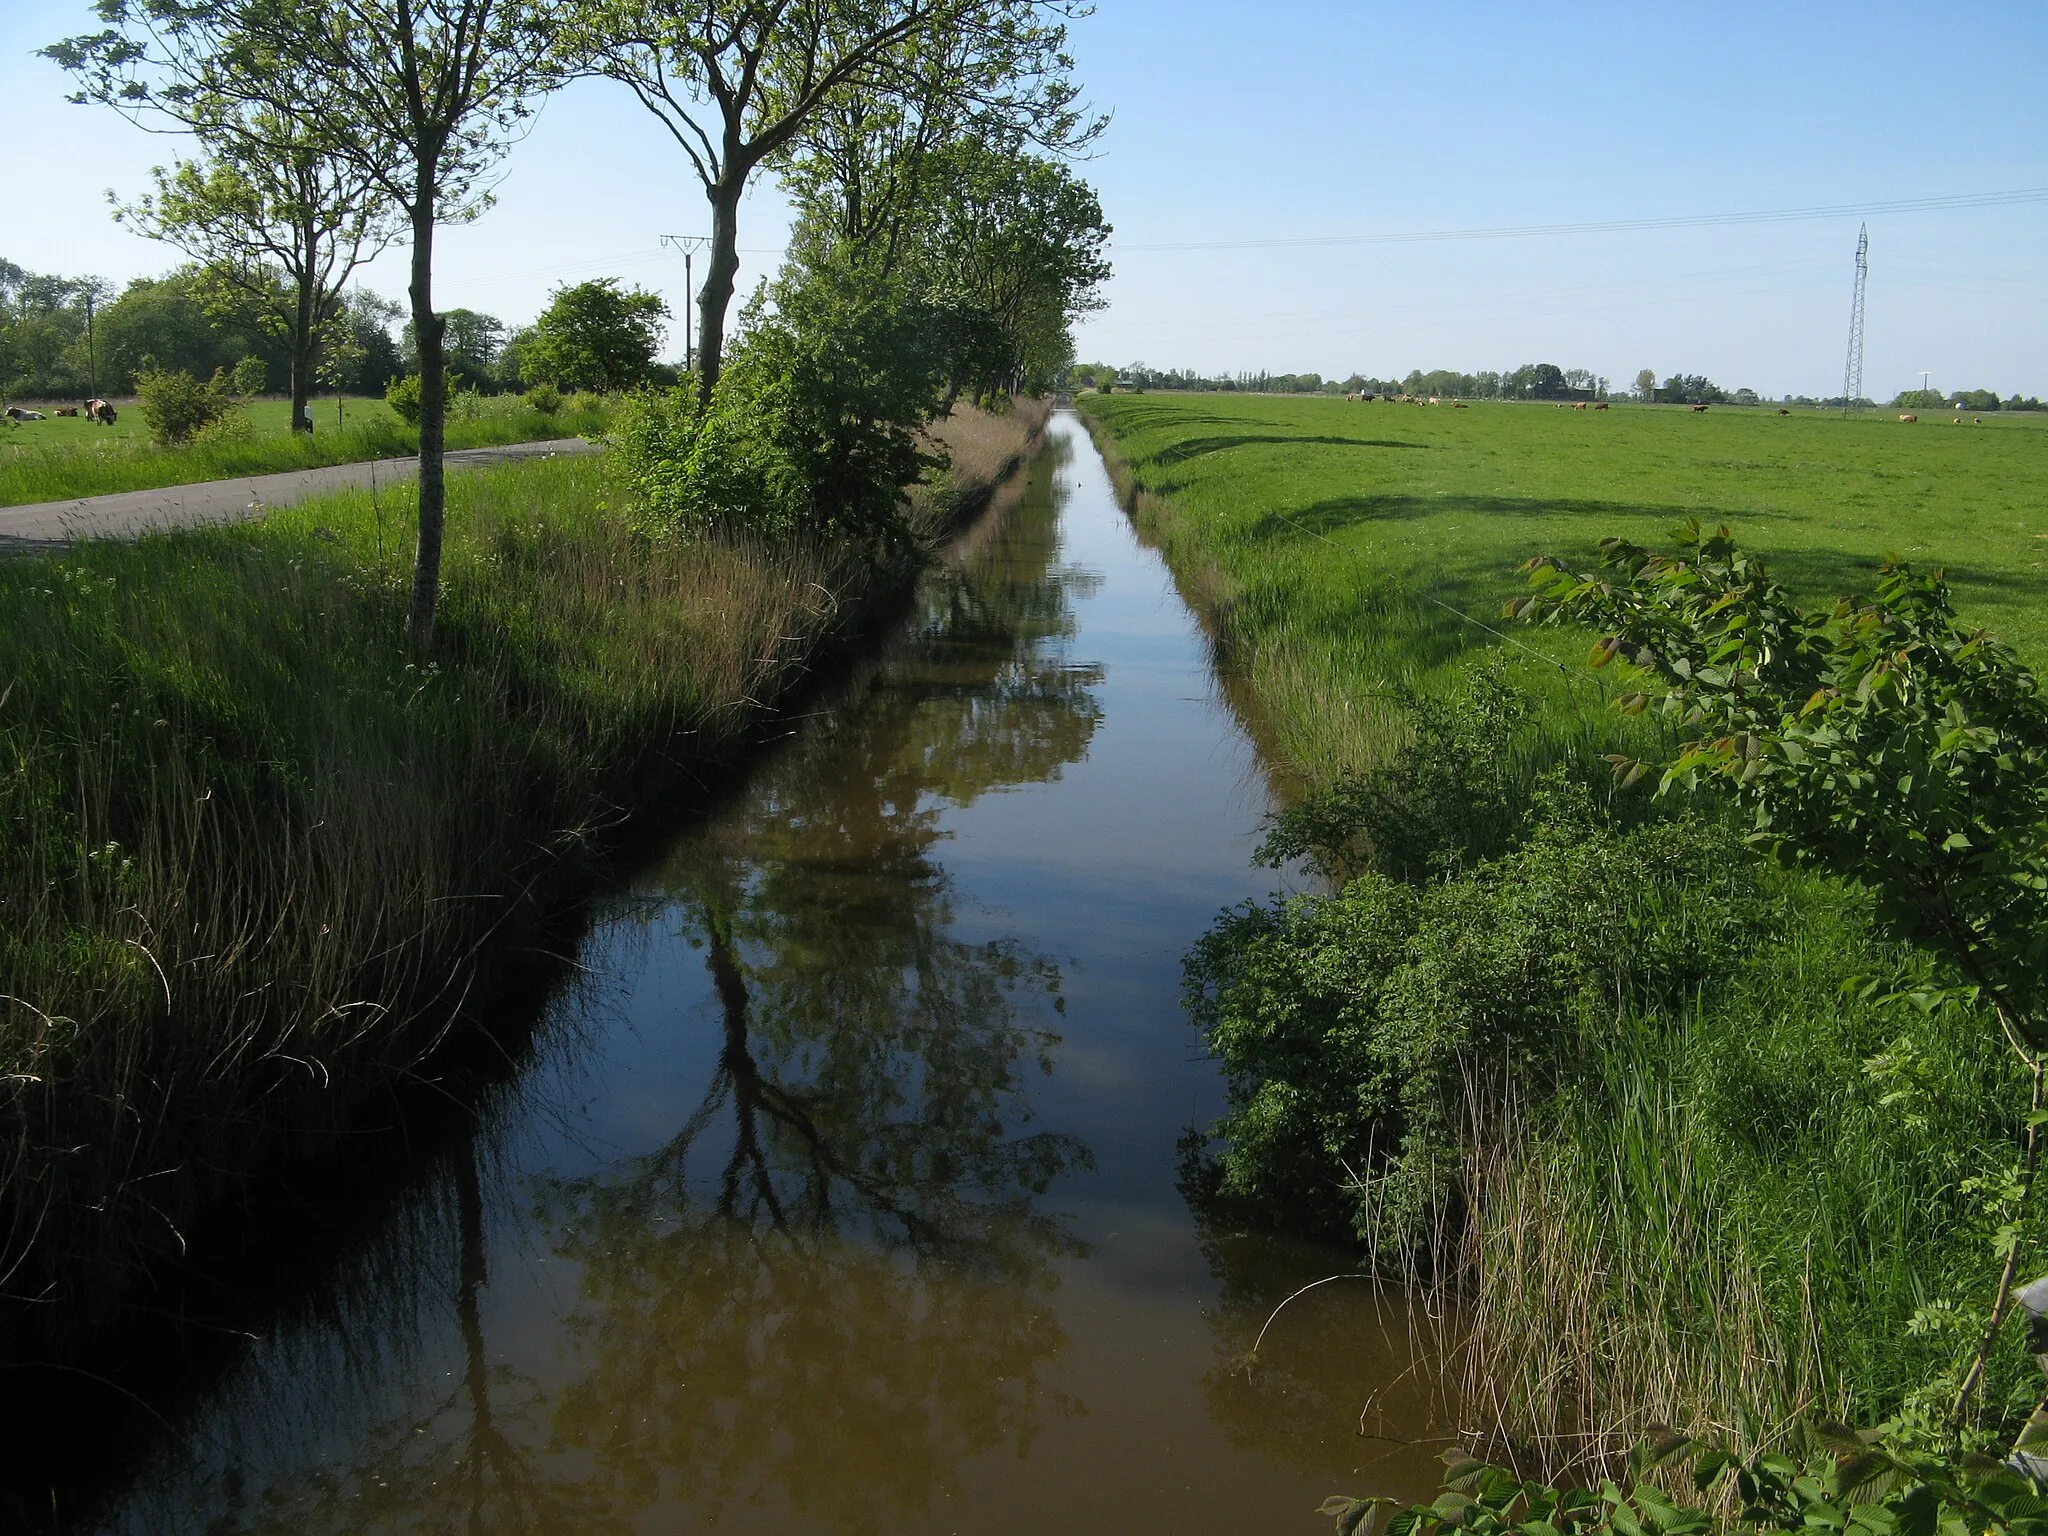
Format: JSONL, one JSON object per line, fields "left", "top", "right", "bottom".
{"left": 87, "top": 411, "right": 1447, "bottom": 1534}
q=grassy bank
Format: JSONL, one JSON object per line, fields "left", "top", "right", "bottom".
{"left": 1079, "top": 392, "right": 2047, "bottom": 1464}
{"left": 0, "top": 392, "right": 611, "bottom": 507}
{"left": 0, "top": 399, "right": 1046, "bottom": 1343}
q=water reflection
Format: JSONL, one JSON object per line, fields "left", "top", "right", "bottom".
{"left": 67, "top": 418, "right": 1442, "bottom": 1536}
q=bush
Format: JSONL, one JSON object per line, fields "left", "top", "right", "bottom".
{"left": 136, "top": 366, "right": 231, "bottom": 446}
{"left": 384, "top": 372, "right": 423, "bottom": 425}
{"left": 1186, "top": 776, "right": 1771, "bottom": 1247}
{"left": 191, "top": 409, "right": 256, "bottom": 447}
{"left": 523, "top": 382, "right": 562, "bottom": 417}
{"left": 613, "top": 261, "right": 946, "bottom": 544}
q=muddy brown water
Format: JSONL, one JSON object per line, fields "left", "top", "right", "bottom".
{"left": 75, "top": 413, "right": 1453, "bottom": 1534}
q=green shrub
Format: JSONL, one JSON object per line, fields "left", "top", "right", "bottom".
{"left": 613, "top": 262, "right": 946, "bottom": 544}
{"left": 523, "top": 382, "right": 562, "bottom": 416}
{"left": 191, "top": 408, "right": 256, "bottom": 447}
{"left": 1187, "top": 774, "right": 1772, "bottom": 1247}
{"left": 136, "top": 365, "right": 232, "bottom": 446}
{"left": 384, "top": 372, "right": 423, "bottom": 425}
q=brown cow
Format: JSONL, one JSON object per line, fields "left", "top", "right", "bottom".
{"left": 1898, "top": 413, "right": 1918, "bottom": 424}
{"left": 1452, "top": 401, "right": 1468, "bottom": 409}
{"left": 85, "top": 398, "right": 117, "bottom": 425}
{"left": 1593, "top": 401, "right": 1610, "bottom": 411}
{"left": 1692, "top": 404, "right": 1709, "bottom": 413}
{"left": 1777, "top": 408, "right": 1791, "bottom": 416}
{"left": 54, "top": 405, "right": 78, "bottom": 417}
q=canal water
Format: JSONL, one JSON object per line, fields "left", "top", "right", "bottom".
{"left": 89, "top": 412, "right": 1449, "bottom": 1534}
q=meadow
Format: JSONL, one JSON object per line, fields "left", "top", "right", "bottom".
{"left": 0, "top": 401, "right": 1043, "bottom": 1342}
{"left": 1080, "top": 391, "right": 2048, "bottom": 1466}
{"left": 0, "top": 392, "right": 610, "bottom": 507}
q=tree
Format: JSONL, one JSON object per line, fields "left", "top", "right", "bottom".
{"left": 88, "top": 102, "right": 398, "bottom": 432}
{"left": 1632, "top": 368, "right": 1656, "bottom": 402}
{"left": 404, "top": 307, "right": 507, "bottom": 389}
{"left": 566, "top": 0, "right": 1092, "bottom": 401}
{"left": 53, "top": 0, "right": 567, "bottom": 651}
{"left": 521, "top": 277, "right": 668, "bottom": 392}
{"left": 92, "top": 267, "right": 287, "bottom": 391}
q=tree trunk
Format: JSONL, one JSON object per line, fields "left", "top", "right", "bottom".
{"left": 290, "top": 246, "right": 317, "bottom": 435}
{"left": 695, "top": 176, "right": 746, "bottom": 406}
{"left": 407, "top": 193, "right": 447, "bottom": 654}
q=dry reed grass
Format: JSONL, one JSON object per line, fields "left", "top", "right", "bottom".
{"left": 0, "top": 403, "right": 1043, "bottom": 1342}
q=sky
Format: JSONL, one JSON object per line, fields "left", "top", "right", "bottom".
{"left": 3, "top": 0, "right": 2045, "bottom": 400}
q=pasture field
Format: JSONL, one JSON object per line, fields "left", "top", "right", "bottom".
{"left": 1081, "top": 393, "right": 2048, "bottom": 776}
{"left": 1081, "top": 391, "right": 2048, "bottom": 1462}
{"left": 0, "top": 392, "right": 609, "bottom": 507}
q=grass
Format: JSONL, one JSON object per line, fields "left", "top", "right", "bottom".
{"left": 0, "top": 392, "right": 610, "bottom": 507}
{"left": 1079, "top": 391, "right": 2048, "bottom": 1466}
{"left": 0, "top": 399, "right": 1046, "bottom": 1343}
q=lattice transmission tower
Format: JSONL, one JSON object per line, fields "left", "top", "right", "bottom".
{"left": 1841, "top": 223, "right": 1868, "bottom": 413}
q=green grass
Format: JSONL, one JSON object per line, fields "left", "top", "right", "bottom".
{"left": 0, "top": 402, "right": 1042, "bottom": 1340}
{"left": 0, "top": 392, "right": 610, "bottom": 507}
{"left": 1080, "top": 391, "right": 2048, "bottom": 1465}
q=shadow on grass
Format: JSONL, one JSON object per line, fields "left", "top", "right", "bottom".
{"left": 1149, "top": 433, "right": 1432, "bottom": 467}
{"left": 1249, "top": 491, "right": 1724, "bottom": 542}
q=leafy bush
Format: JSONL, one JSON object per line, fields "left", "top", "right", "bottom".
{"left": 136, "top": 365, "right": 232, "bottom": 446}
{"left": 1326, "top": 1427, "right": 2048, "bottom": 1536}
{"left": 613, "top": 262, "right": 947, "bottom": 544}
{"left": 384, "top": 371, "right": 423, "bottom": 425}
{"left": 191, "top": 408, "right": 256, "bottom": 447}
{"left": 1187, "top": 774, "right": 1771, "bottom": 1247}
{"left": 523, "top": 381, "right": 561, "bottom": 416}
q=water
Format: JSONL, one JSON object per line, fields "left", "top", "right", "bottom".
{"left": 81, "top": 413, "right": 1449, "bottom": 1534}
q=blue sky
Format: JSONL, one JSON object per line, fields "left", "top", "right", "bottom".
{"left": 4, "top": 0, "right": 2044, "bottom": 398}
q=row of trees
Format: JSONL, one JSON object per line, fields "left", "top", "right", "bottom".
{"left": 51, "top": 0, "right": 1105, "bottom": 650}
{"left": 1081, "top": 362, "right": 1612, "bottom": 400}
{"left": 0, "top": 257, "right": 402, "bottom": 402}
{"left": 1893, "top": 387, "right": 2046, "bottom": 412}
{"left": 0, "top": 257, "right": 681, "bottom": 404}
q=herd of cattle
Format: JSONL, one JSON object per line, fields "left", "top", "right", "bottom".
{"left": 4, "top": 399, "right": 119, "bottom": 424}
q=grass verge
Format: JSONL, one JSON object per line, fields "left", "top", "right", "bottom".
{"left": 0, "top": 399, "right": 1046, "bottom": 1344}
{"left": 0, "top": 393, "right": 612, "bottom": 507}
{"left": 1080, "top": 391, "right": 2047, "bottom": 1466}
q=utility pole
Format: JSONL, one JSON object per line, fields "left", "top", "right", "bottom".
{"left": 1841, "top": 223, "right": 1868, "bottom": 414}
{"left": 659, "top": 235, "right": 711, "bottom": 375}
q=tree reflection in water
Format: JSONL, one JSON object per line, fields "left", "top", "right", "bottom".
{"left": 185, "top": 452, "right": 1106, "bottom": 1535}
{"left": 531, "top": 466, "right": 1104, "bottom": 1527}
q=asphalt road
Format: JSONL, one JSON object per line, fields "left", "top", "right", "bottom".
{"left": 0, "top": 437, "right": 601, "bottom": 553}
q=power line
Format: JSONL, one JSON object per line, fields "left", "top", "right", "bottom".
{"left": 1113, "top": 185, "right": 2048, "bottom": 253}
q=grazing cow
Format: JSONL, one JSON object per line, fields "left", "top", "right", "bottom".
{"left": 85, "top": 398, "right": 117, "bottom": 425}
{"left": 1898, "top": 413, "right": 1918, "bottom": 424}
{"left": 1573, "top": 401, "right": 1589, "bottom": 411}
{"left": 1593, "top": 401, "right": 1610, "bottom": 411}
{"left": 55, "top": 405, "right": 78, "bottom": 417}
{"left": 4, "top": 406, "right": 45, "bottom": 421}
{"left": 1777, "top": 408, "right": 1791, "bottom": 416}
{"left": 1692, "top": 404, "right": 1710, "bottom": 413}
{"left": 1453, "top": 401, "right": 1468, "bottom": 409}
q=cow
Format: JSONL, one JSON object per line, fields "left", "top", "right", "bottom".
{"left": 1777, "top": 408, "right": 1791, "bottom": 416}
{"left": 1898, "top": 413, "right": 1918, "bottom": 424}
{"left": 1452, "top": 401, "right": 1469, "bottom": 409}
{"left": 4, "top": 406, "right": 45, "bottom": 421}
{"left": 54, "top": 405, "right": 78, "bottom": 417}
{"left": 1573, "top": 401, "right": 1589, "bottom": 411}
{"left": 1593, "top": 401, "right": 1610, "bottom": 411}
{"left": 85, "top": 398, "right": 117, "bottom": 425}
{"left": 1692, "top": 404, "right": 1710, "bottom": 413}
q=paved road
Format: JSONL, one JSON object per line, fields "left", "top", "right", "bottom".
{"left": 0, "top": 437, "right": 601, "bottom": 553}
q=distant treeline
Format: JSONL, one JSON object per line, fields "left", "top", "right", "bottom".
{"left": 1, "top": 258, "right": 405, "bottom": 401}
{"left": 1074, "top": 360, "right": 1613, "bottom": 400}
{"left": 1891, "top": 386, "right": 2045, "bottom": 412}
{"left": 0, "top": 258, "right": 685, "bottom": 403}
